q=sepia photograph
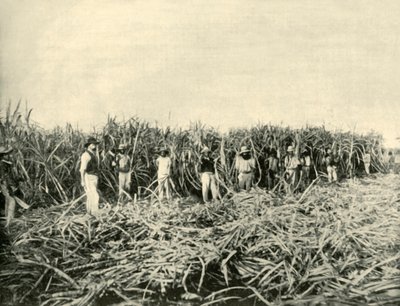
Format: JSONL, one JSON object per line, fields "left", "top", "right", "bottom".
{"left": 1, "top": 0, "right": 400, "bottom": 305}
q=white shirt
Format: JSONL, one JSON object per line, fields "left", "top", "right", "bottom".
{"left": 235, "top": 156, "right": 255, "bottom": 173}
{"left": 157, "top": 156, "right": 171, "bottom": 177}
{"left": 285, "top": 155, "right": 300, "bottom": 170}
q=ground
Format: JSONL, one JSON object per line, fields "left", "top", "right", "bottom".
{"left": 0, "top": 174, "right": 399, "bottom": 305}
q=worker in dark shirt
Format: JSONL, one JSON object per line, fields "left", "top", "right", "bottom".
{"left": 80, "top": 137, "right": 101, "bottom": 215}
{"left": 199, "top": 147, "right": 219, "bottom": 203}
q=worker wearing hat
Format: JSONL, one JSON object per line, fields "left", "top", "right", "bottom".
{"left": 199, "top": 147, "right": 219, "bottom": 203}
{"left": 362, "top": 149, "right": 371, "bottom": 175}
{"left": 80, "top": 137, "right": 101, "bottom": 216}
{"left": 266, "top": 148, "right": 279, "bottom": 190}
{"left": 115, "top": 143, "right": 131, "bottom": 202}
{"left": 284, "top": 145, "right": 301, "bottom": 194}
{"left": 235, "top": 146, "right": 256, "bottom": 191}
{"left": 300, "top": 148, "right": 312, "bottom": 188}
{"left": 156, "top": 147, "right": 172, "bottom": 201}
{"left": 323, "top": 148, "right": 338, "bottom": 183}
{"left": 0, "top": 146, "right": 17, "bottom": 227}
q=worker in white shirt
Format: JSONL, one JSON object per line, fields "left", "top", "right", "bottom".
{"left": 156, "top": 147, "right": 172, "bottom": 201}
{"left": 284, "top": 145, "right": 301, "bottom": 194}
{"left": 235, "top": 146, "right": 256, "bottom": 191}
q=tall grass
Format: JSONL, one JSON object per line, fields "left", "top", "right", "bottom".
{"left": 0, "top": 102, "right": 387, "bottom": 205}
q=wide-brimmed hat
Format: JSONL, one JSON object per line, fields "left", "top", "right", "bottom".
{"left": 0, "top": 146, "right": 13, "bottom": 154}
{"left": 239, "top": 146, "right": 250, "bottom": 155}
{"left": 160, "top": 147, "right": 169, "bottom": 153}
{"left": 287, "top": 146, "right": 294, "bottom": 152}
{"left": 84, "top": 137, "right": 99, "bottom": 147}
{"left": 201, "top": 147, "right": 211, "bottom": 154}
{"left": 118, "top": 144, "right": 128, "bottom": 150}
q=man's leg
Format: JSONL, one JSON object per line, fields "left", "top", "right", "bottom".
{"left": 332, "top": 167, "right": 338, "bottom": 182}
{"left": 125, "top": 172, "right": 131, "bottom": 194}
{"left": 365, "top": 163, "right": 370, "bottom": 174}
{"left": 201, "top": 173, "right": 211, "bottom": 203}
{"left": 210, "top": 174, "right": 219, "bottom": 201}
{"left": 85, "top": 175, "right": 99, "bottom": 215}
{"left": 118, "top": 173, "right": 124, "bottom": 198}
{"left": 327, "top": 166, "right": 332, "bottom": 183}
{"left": 245, "top": 173, "right": 252, "bottom": 191}
{"left": 158, "top": 177, "right": 165, "bottom": 200}
{"left": 238, "top": 173, "right": 245, "bottom": 190}
{"left": 165, "top": 178, "right": 171, "bottom": 200}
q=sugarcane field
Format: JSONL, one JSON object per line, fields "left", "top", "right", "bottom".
{"left": 0, "top": 103, "right": 399, "bottom": 306}
{"left": 2, "top": 1, "right": 400, "bottom": 306}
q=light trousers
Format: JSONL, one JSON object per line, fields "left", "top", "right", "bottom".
{"left": 238, "top": 172, "right": 253, "bottom": 191}
{"left": 286, "top": 169, "right": 297, "bottom": 193}
{"left": 364, "top": 163, "right": 370, "bottom": 174}
{"left": 327, "top": 166, "right": 337, "bottom": 182}
{"left": 157, "top": 174, "right": 171, "bottom": 200}
{"left": 84, "top": 174, "right": 99, "bottom": 215}
{"left": 118, "top": 171, "right": 131, "bottom": 197}
{"left": 201, "top": 172, "right": 218, "bottom": 203}
{"left": 1, "top": 183, "right": 16, "bottom": 227}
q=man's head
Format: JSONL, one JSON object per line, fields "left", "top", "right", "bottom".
{"left": 239, "top": 146, "right": 251, "bottom": 157}
{"left": 118, "top": 144, "right": 127, "bottom": 154}
{"left": 85, "top": 137, "right": 99, "bottom": 151}
{"left": 160, "top": 147, "right": 169, "bottom": 157}
{"left": 302, "top": 148, "right": 310, "bottom": 157}
{"left": 287, "top": 146, "right": 294, "bottom": 155}
{"left": 270, "top": 148, "right": 277, "bottom": 158}
{"left": 201, "top": 147, "right": 211, "bottom": 156}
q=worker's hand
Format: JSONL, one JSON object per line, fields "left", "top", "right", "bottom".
{"left": 81, "top": 181, "right": 85, "bottom": 188}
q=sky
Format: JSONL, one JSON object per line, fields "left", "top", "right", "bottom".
{"left": 1, "top": 0, "right": 400, "bottom": 146}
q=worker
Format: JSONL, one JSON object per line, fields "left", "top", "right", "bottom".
{"left": 324, "top": 148, "right": 338, "bottom": 183}
{"left": 284, "top": 145, "right": 301, "bottom": 193}
{"left": 362, "top": 150, "right": 371, "bottom": 175}
{"left": 235, "top": 145, "right": 256, "bottom": 191}
{"left": 115, "top": 144, "right": 131, "bottom": 202}
{"left": 198, "top": 147, "right": 219, "bottom": 203}
{"left": 156, "top": 147, "right": 172, "bottom": 201}
{"left": 266, "top": 148, "right": 279, "bottom": 190}
{"left": 80, "top": 137, "right": 101, "bottom": 216}
{"left": 300, "top": 148, "right": 312, "bottom": 188}
{"left": 0, "top": 146, "right": 17, "bottom": 227}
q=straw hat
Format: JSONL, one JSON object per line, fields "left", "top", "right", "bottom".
{"left": 239, "top": 146, "right": 250, "bottom": 155}
{"left": 118, "top": 144, "right": 127, "bottom": 150}
{"left": 201, "top": 147, "right": 211, "bottom": 154}
{"left": 0, "top": 146, "right": 13, "bottom": 154}
{"left": 84, "top": 137, "right": 99, "bottom": 147}
{"left": 160, "top": 147, "right": 169, "bottom": 153}
{"left": 287, "top": 145, "right": 294, "bottom": 152}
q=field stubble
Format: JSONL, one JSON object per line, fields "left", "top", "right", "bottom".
{"left": 1, "top": 174, "right": 400, "bottom": 306}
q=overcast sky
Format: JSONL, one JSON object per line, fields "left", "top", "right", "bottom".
{"left": 1, "top": 0, "right": 400, "bottom": 146}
